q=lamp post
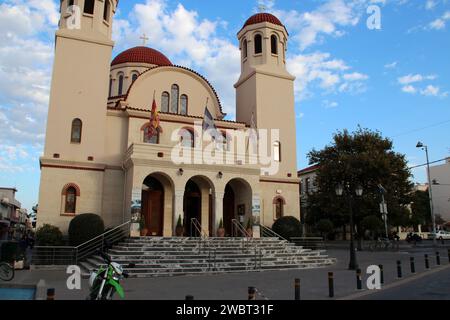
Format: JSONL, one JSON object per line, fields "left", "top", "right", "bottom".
{"left": 336, "top": 183, "right": 362, "bottom": 270}
{"left": 416, "top": 142, "right": 437, "bottom": 246}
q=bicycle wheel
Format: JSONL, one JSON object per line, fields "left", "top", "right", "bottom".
{"left": 0, "top": 262, "right": 14, "bottom": 281}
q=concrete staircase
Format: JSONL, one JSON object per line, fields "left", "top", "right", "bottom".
{"left": 80, "top": 237, "right": 336, "bottom": 278}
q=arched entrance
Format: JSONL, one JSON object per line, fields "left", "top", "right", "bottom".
{"left": 223, "top": 178, "right": 252, "bottom": 236}
{"left": 142, "top": 176, "right": 164, "bottom": 236}
{"left": 183, "top": 176, "right": 214, "bottom": 237}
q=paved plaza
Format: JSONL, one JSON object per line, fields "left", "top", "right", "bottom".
{"left": 3, "top": 247, "right": 449, "bottom": 300}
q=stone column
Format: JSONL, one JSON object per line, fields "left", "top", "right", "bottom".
{"left": 214, "top": 191, "right": 224, "bottom": 236}
{"left": 174, "top": 190, "right": 184, "bottom": 236}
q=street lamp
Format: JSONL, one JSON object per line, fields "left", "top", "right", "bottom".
{"left": 335, "top": 183, "right": 362, "bottom": 270}
{"left": 416, "top": 141, "right": 437, "bottom": 245}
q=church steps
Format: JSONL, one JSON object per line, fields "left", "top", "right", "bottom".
{"left": 79, "top": 237, "right": 336, "bottom": 277}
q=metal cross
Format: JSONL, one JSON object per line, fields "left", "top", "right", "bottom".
{"left": 140, "top": 33, "right": 149, "bottom": 46}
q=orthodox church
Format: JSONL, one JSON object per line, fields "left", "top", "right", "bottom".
{"left": 37, "top": 0, "right": 300, "bottom": 237}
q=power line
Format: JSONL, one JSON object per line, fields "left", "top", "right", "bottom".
{"left": 408, "top": 158, "right": 447, "bottom": 170}
{"left": 391, "top": 119, "right": 450, "bottom": 138}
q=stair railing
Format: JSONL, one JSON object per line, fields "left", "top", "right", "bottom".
{"left": 190, "top": 218, "right": 209, "bottom": 253}
{"left": 32, "top": 220, "right": 130, "bottom": 266}
{"left": 259, "top": 224, "right": 288, "bottom": 241}
{"left": 231, "top": 219, "right": 253, "bottom": 252}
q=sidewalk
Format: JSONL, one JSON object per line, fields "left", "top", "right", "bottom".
{"left": 3, "top": 247, "right": 449, "bottom": 300}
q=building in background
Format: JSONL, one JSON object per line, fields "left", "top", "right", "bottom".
{"left": 0, "top": 187, "right": 28, "bottom": 240}
{"left": 429, "top": 157, "right": 450, "bottom": 223}
{"left": 297, "top": 165, "right": 319, "bottom": 234}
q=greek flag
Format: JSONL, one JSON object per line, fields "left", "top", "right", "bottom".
{"left": 203, "top": 106, "right": 224, "bottom": 149}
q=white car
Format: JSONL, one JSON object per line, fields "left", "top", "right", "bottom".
{"left": 428, "top": 230, "right": 450, "bottom": 240}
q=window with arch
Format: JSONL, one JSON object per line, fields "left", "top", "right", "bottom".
{"left": 62, "top": 184, "right": 80, "bottom": 215}
{"left": 254, "top": 34, "right": 262, "bottom": 54}
{"left": 108, "top": 78, "right": 112, "bottom": 97}
{"left": 273, "top": 141, "right": 281, "bottom": 162}
{"left": 103, "top": 0, "right": 111, "bottom": 22}
{"left": 118, "top": 74, "right": 124, "bottom": 96}
{"left": 179, "top": 128, "right": 194, "bottom": 148}
{"left": 274, "top": 197, "right": 285, "bottom": 220}
{"left": 84, "top": 0, "right": 95, "bottom": 14}
{"left": 161, "top": 91, "right": 169, "bottom": 112}
{"left": 180, "top": 94, "right": 188, "bottom": 115}
{"left": 271, "top": 34, "right": 278, "bottom": 55}
{"left": 171, "top": 84, "right": 179, "bottom": 113}
{"left": 221, "top": 131, "right": 231, "bottom": 151}
{"left": 143, "top": 125, "right": 159, "bottom": 144}
{"left": 131, "top": 73, "right": 138, "bottom": 83}
{"left": 71, "top": 118, "right": 82, "bottom": 143}
{"left": 243, "top": 39, "right": 248, "bottom": 58}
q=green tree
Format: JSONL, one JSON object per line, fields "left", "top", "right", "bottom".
{"left": 410, "top": 190, "right": 431, "bottom": 228}
{"left": 316, "top": 219, "right": 334, "bottom": 240}
{"left": 306, "top": 127, "right": 413, "bottom": 236}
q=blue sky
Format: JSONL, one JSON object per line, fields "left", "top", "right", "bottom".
{"left": 0, "top": 0, "right": 449, "bottom": 212}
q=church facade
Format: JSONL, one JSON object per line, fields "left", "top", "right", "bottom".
{"left": 37, "top": 0, "right": 300, "bottom": 237}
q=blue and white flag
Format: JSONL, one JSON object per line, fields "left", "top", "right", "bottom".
{"left": 203, "top": 106, "right": 224, "bottom": 148}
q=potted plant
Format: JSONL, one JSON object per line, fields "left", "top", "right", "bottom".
{"left": 140, "top": 214, "right": 148, "bottom": 237}
{"left": 246, "top": 217, "right": 253, "bottom": 237}
{"left": 217, "top": 218, "right": 225, "bottom": 237}
{"left": 175, "top": 215, "right": 184, "bottom": 237}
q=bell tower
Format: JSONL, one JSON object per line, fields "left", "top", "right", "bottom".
{"left": 43, "top": 0, "right": 118, "bottom": 162}
{"left": 235, "top": 12, "right": 297, "bottom": 180}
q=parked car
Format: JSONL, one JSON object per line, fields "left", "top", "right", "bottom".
{"left": 427, "top": 230, "right": 450, "bottom": 240}
{"left": 406, "top": 233, "right": 422, "bottom": 243}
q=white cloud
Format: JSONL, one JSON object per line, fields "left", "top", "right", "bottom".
{"left": 273, "top": 0, "right": 362, "bottom": 51}
{"left": 398, "top": 74, "right": 437, "bottom": 85}
{"left": 428, "top": 11, "right": 450, "bottom": 30}
{"left": 421, "top": 84, "right": 440, "bottom": 96}
{"left": 323, "top": 100, "right": 339, "bottom": 109}
{"left": 402, "top": 85, "right": 417, "bottom": 94}
{"left": 384, "top": 61, "right": 398, "bottom": 69}
{"left": 426, "top": 0, "right": 437, "bottom": 10}
{"left": 113, "top": 0, "right": 240, "bottom": 117}
{"left": 287, "top": 52, "right": 368, "bottom": 99}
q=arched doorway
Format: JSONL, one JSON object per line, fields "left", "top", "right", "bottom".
{"left": 183, "top": 176, "right": 215, "bottom": 237}
{"left": 223, "top": 178, "right": 252, "bottom": 236}
{"left": 184, "top": 179, "right": 201, "bottom": 236}
{"left": 141, "top": 176, "right": 164, "bottom": 236}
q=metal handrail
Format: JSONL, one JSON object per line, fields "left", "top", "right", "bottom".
{"left": 190, "top": 218, "right": 208, "bottom": 238}
{"left": 259, "top": 224, "right": 288, "bottom": 241}
{"left": 231, "top": 219, "right": 251, "bottom": 238}
{"left": 33, "top": 220, "right": 130, "bottom": 265}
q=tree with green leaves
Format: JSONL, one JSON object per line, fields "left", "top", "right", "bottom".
{"left": 306, "top": 127, "right": 413, "bottom": 240}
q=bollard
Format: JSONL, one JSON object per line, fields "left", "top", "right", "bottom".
{"left": 378, "top": 264, "right": 384, "bottom": 284}
{"left": 46, "top": 288, "right": 55, "bottom": 300}
{"left": 356, "top": 269, "right": 362, "bottom": 290}
{"left": 425, "top": 254, "right": 430, "bottom": 269}
{"left": 328, "top": 272, "right": 334, "bottom": 298}
{"left": 294, "top": 278, "right": 301, "bottom": 301}
{"left": 397, "top": 260, "right": 402, "bottom": 278}
{"left": 248, "top": 287, "right": 256, "bottom": 300}
{"left": 410, "top": 257, "right": 416, "bottom": 274}
{"left": 185, "top": 295, "right": 194, "bottom": 300}
{"left": 436, "top": 252, "right": 441, "bottom": 266}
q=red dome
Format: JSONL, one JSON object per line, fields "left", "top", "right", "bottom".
{"left": 242, "top": 13, "right": 284, "bottom": 29}
{"left": 111, "top": 46, "right": 172, "bottom": 67}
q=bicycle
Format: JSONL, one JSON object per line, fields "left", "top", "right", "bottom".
{"left": 0, "top": 262, "right": 14, "bottom": 281}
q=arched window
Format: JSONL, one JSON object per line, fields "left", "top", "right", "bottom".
{"left": 108, "top": 78, "right": 112, "bottom": 97}
{"left": 254, "top": 34, "right": 262, "bottom": 54}
{"left": 103, "top": 0, "right": 110, "bottom": 22}
{"left": 221, "top": 131, "right": 231, "bottom": 151}
{"left": 171, "top": 84, "right": 179, "bottom": 113}
{"left": 68, "top": 0, "right": 74, "bottom": 7}
{"left": 131, "top": 73, "right": 138, "bottom": 83}
{"left": 273, "top": 141, "right": 281, "bottom": 162}
{"left": 271, "top": 34, "right": 278, "bottom": 55}
{"left": 243, "top": 39, "right": 248, "bottom": 58}
{"left": 179, "top": 128, "right": 194, "bottom": 148}
{"left": 143, "top": 126, "right": 159, "bottom": 144}
{"left": 118, "top": 74, "right": 124, "bottom": 96}
{"left": 71, "top": 118, "right": 82, "bottom": 143}
{"left": 274, "top": 197, "right": 284, "bottom": 219}
{"left": 65, "top": 187, "right": 77, "bottom": 214}
{"left": 84, "top": 0, "right": 95, "bottom": 14}
{"left": 180, "top": 94, "right": 188, "bottom": 115}
{"left": 62, "top": 183, "right": 80, "bottom": 215}
{"left": 161, "top": 91, "right": 169, "bottom": 112}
